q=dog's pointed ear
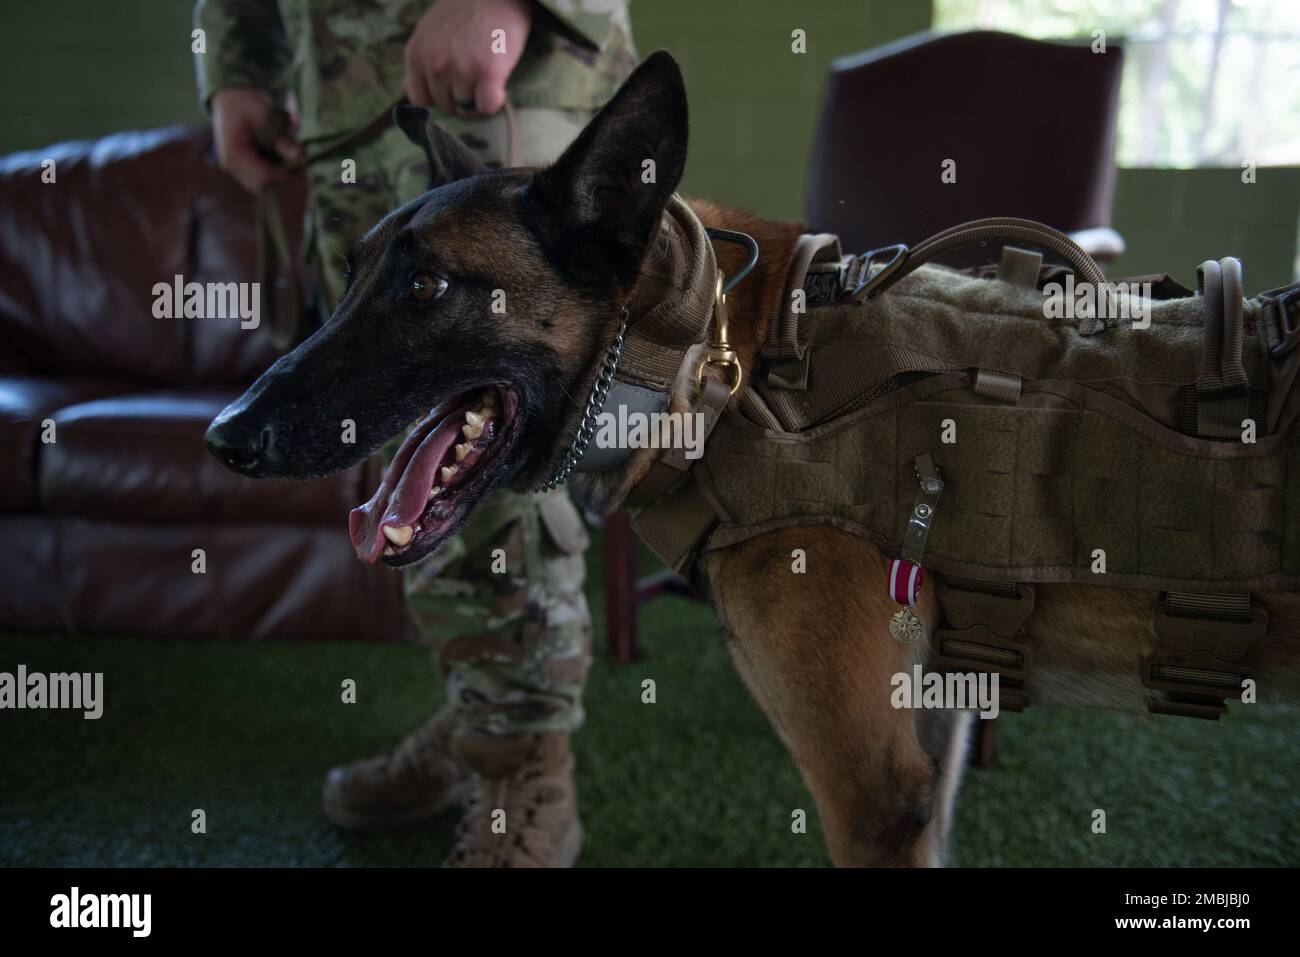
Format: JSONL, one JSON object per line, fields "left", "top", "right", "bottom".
{"left": 526, "top": 51, "right": 688, "bottom": 292}
{"left": 394, "top": 105, "right": 487, "bottom": 187}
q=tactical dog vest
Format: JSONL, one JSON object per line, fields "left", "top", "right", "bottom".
{"left": 573, "top": 198, "right": 1300, "bottom": 719}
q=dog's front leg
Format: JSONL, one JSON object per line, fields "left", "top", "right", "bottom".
{"left": 703, "top": 527, "right": 947, "bottom": 867}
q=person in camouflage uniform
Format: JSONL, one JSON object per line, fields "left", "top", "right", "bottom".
{"left": 194, "top": 0, "right": 636, "bottom": 867}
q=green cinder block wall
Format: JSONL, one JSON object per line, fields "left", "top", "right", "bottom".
{"left": 630, "top": 0, "right": 934, "bottom": 218}
{"left": 0, "top": 1, "right": 204, "bottom": 152}
{"left": 0, "top": 0, "right": 934, "bottom": 221}
{"left": 1109, "top": 166, "right": 1300, "bottom": 292}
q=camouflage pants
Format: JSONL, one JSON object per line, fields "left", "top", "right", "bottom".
{"left": 304, "top": 107, "right": 594, "bottom": 735}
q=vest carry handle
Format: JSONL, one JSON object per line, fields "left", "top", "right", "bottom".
{"left": 845, "top": 217, "right": 1106, "bottom": 303}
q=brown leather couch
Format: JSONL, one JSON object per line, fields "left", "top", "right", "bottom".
{"left": 0, "top": 125, "right": 412, "bottom": 642}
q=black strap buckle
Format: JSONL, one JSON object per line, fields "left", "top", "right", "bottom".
{"left": 933, "top": 580, "right": 1037, "bottom": 712}
{"left": 1143, "top": 600, "right": 1267, "bottom": 719}
{"left": 1262, "top": 282, "right": 1300, "bottom": 357}
{"left": 845, "top": 243, "right": 909, "bottom": 302}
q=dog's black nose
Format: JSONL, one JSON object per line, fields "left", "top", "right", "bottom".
{"left": 205, "top": 418, "right": 270, "bottom": 475}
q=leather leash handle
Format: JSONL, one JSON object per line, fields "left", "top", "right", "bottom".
{"left": 256, "top": 187, "right": 302, "bottom": 350}
{"left": 253, "top": 106, "right": 303, "bottom": 349}
{"left": 251, "top": 97, "right": 520, "bottom": 348}
{"left": 502, "top": 99, "right": 521, "bottom": 168}
{"left": 251, "top": 102, "right": 404, "bottom": 346}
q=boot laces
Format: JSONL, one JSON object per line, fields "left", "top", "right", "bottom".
{"left": 445, "top": 740, "right": 569, "bottom": 867}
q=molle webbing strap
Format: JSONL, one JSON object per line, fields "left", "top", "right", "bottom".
{"left": 985, "top": 246, "right": 1038, "bottom": 401}
{"left": 1182, "top": 390, "right": 1263, "bottom": 440}
{"left": 700, "top": 366, "right": 1298, "bottom": 593}
{"left": 737, "top": 387, "right": 783, "bottom": 430}
{"left": 996, "top": 246, "right": 1044, "bottom": 289}
{"left": 1196, "top": 259, "right": 1249, "bottom": 391}
{"left": 1168, "top": 591, "right": 1251, "bottom": 619}
{"left": 755, "top": 232, "right": 966, "bottom": 429}
{"left": 1187, "top": 257, "right": 1261, "bottom": 440}
{"left": 628, "top": 468, "right": 720, "bottom": 573}
{"left": 932, "top": 576, "right": 1036, "bottom": 712}
{"left": 623, "top": 379, "right": 733, "bottom": 508}
{"left": 758, "top": 344, "right": 960, "bottom": 432}
{"left": 1144, "top": 591, "right": 1266, "bottom": 719}
{"left": 760, "top": 233, "right": 844, "bottom": 390}
{"left": 959, "top": 249, "right": 1039, "bottom": 405}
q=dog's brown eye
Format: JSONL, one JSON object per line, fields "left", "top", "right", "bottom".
{"left": 408, "top": 273, "right": 447, "bottom": 302}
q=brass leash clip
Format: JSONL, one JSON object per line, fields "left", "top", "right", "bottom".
{"left": 696, "top": 270, "right": 744, "bottom": 395}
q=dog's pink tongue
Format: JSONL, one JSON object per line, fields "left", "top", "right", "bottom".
{"left": 348, "top": 415, "right": 464, "bottom": 563}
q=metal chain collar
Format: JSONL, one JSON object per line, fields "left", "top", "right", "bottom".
{"left": 537, "top": 305, "right": 631, "bottom": 491}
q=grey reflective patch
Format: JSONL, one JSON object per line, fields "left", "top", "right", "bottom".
{"left": 574, "top": 378, "right": 670, "bottom": 472}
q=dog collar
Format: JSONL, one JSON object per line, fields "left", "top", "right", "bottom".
{"left": 537, "top": 196, "right": 725, "bottom": 489}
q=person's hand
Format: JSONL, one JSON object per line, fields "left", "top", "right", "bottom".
{"left": 403, "top": 0, "right": 533, "bottom": 116}
{"left": 211, "top": 87, "right": 303, "bottom": 194}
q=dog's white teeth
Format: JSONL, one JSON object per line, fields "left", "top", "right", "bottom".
{"left": 383, "top": 524, "right": 413, "bottom": 547}
{"left": 428, "top": 486, "right": 442, "bottom": 502}
{"left": 465, "top": 410, "right": 485, "bottom": 428}
{"left": 462, "top": 421, "right": 484, "bottom": 440}
{"left": 382, "top": 545, "right": 397, "bottom": 557}
{"left": 455, "top": 442, "right": 471, "bottom": 462}
{"left": 440, "top": 465, "right": 459, "bottom": 483}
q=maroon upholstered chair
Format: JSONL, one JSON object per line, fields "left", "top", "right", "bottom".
{"left": 806, "top": 30, "right": 1126, "bottom": 266}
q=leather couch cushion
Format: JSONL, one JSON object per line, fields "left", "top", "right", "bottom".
{"left": 0, "top": 375, "right": 130, "bottom": 512}
{"left": 39, "top": 391, "right": 368, "bottom": 524}
{"left": 0, "top": 515, "right": 411, "bottom": 642}
{"left": 0, "top": 125, "right": 305, "bottom": 386}
{"left": 0, "top": 515, "right": 64, "bottom": 630}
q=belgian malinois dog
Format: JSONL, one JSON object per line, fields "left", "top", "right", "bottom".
{"left": 207, "top": 51, "right": 1300, "bottom": 866}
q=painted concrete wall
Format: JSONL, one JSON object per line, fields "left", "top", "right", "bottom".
{"left": 1, "top": 1, "right": 1294, "bottom": 287}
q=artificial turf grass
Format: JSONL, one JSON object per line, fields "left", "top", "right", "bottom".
{"left": 1, "top": 543, "right": 1297, "bottom": 866}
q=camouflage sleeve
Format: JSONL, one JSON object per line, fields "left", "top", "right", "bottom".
{"left": 533, "top": 0, "right": 629, "bottom": 51}
{"left": 193, "top": 0, "right": 292, "bottom": 108}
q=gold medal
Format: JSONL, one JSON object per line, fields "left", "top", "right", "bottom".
{"left": 889, "top": 607, "right": 923, "bottom": 643}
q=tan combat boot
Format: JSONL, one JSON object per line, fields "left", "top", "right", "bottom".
{"left": 443, "top": 731, "right": 583, "bottom": 867}
{"left": 322, "top": 703, "right": 472, "bottom": 830}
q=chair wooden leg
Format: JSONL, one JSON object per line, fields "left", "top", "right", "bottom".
{"left": 603, "top": 509, "right": 639, "bottom": 662}
{"left": 970, "top": 716, "right": 998, "bottom": 767}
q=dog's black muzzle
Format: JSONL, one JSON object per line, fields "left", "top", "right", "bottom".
{"left": 205, "top": 409, "right": 273, "bottom": 477}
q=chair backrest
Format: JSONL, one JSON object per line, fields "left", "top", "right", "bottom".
{"left": 806, "top": 30, "right": 1124, "bottom": 263}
